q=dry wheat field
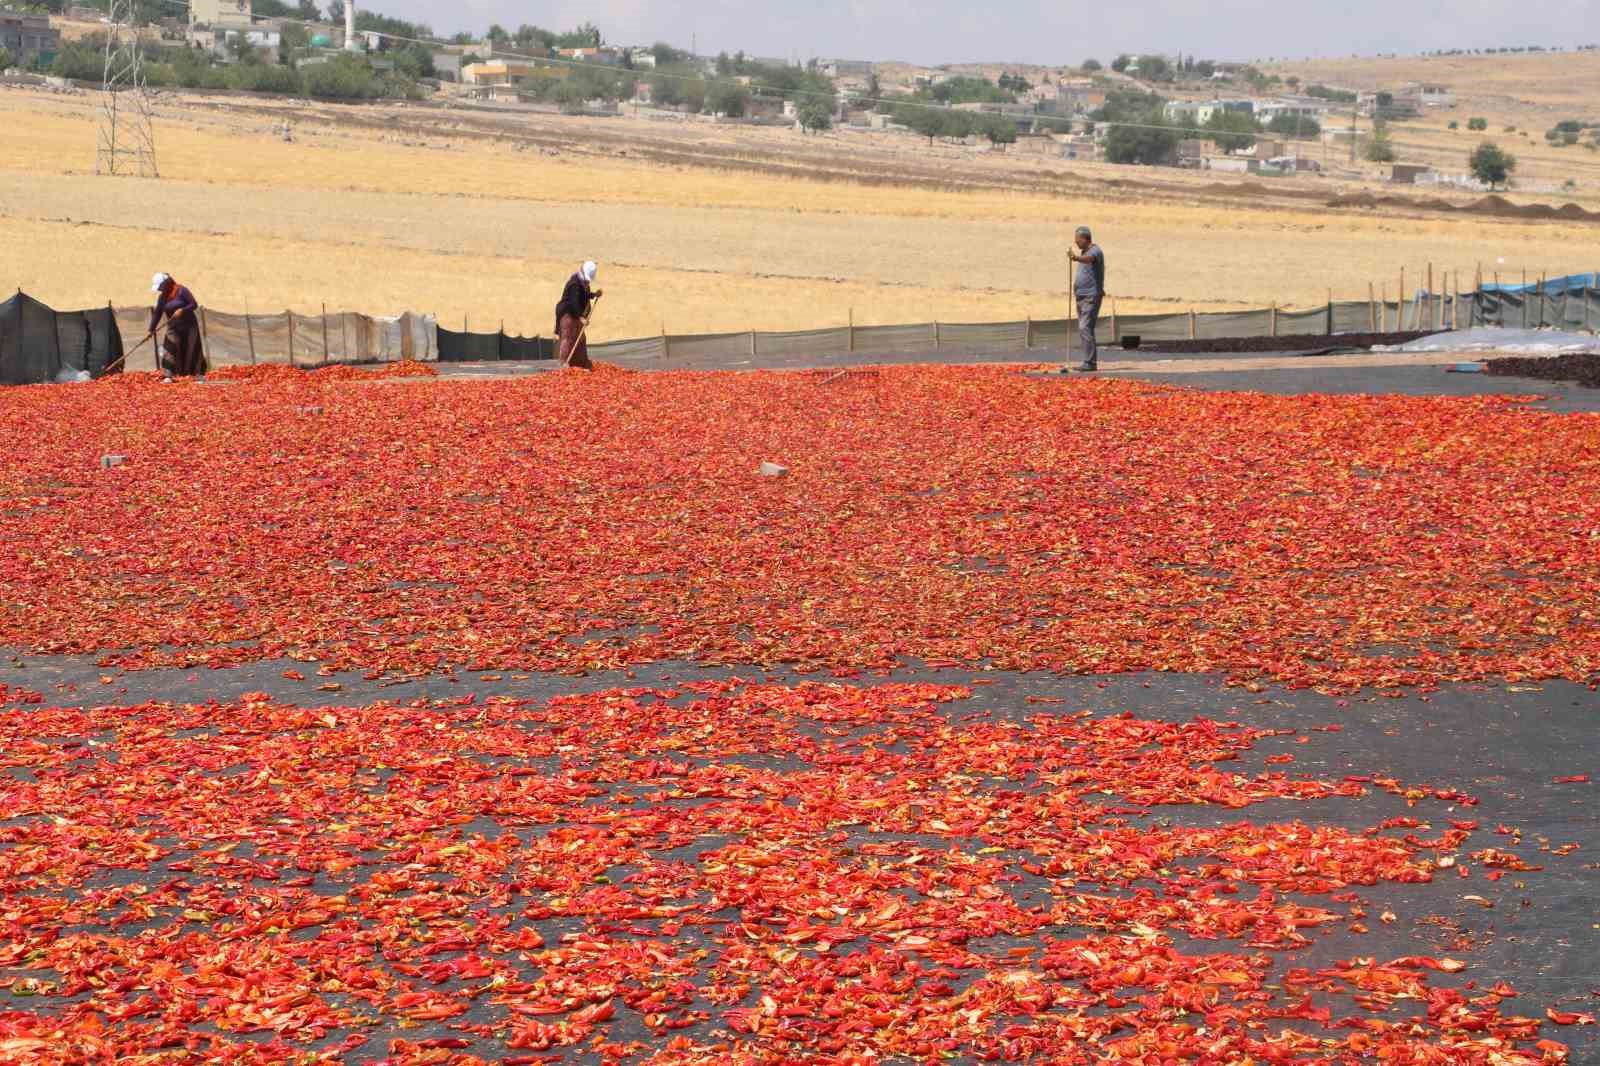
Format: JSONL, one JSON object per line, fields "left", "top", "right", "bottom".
{"left": 2, "top": 78, "right": 1596, "bottom": 342}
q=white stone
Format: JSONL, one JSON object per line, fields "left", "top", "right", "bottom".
{"left": 100, "top": 455, "right": 126, "bottom": 469}
{"left": 758, "top": 462, "right": 789, "bottom": 478}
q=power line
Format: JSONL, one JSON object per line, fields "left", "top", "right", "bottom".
{"left": 138, "top": 0, "right": 1356, "bottom": 144}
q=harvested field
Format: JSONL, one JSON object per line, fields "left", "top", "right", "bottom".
{"left": 2, "top": 88, "right": 1597, "bottom": 341}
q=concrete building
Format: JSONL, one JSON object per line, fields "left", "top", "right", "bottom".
{"left": 189, "top": 0, "right": 253, "bottom": 29}
{"left": 463, "top": 60, "right": 562, "bottom": 86}
{"left": 189, "top": 25, "right": 281, "bottom": 63}
{"left": 821, "top": 58, "right": 872, "bottom": 78}
{"left": 0, "top": 12, "right": 59, "bottom": 64}
{"left": 1254, "top": 98, "right": 1329, "bottom": 126}
{"left": 628, "top": 48, "right": 657, "bottom": 69}
{"left": 1391, "top": 163, "right": 1433, "bottom": 184}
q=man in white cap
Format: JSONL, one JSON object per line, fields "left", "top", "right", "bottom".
{"left": 148, "top": 272, "right": 206, "bottom": 381}
{"left": 554, "top": 261, "right": 603, "bottom": 370}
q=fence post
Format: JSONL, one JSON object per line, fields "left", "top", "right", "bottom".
{"left": 321, "top": 303, "right": 330, "bottom": 363}
{"left": 1188, "top": 309, "right": 1196, "bottom": 340}
{"left": 1586, "top": 281, "right": 1593, "bottom": 332}
{"left": 749, "top": 330, "right": 757, "bottom": 359}
{"left": 1368, "top": 283, "right": 1376, "bottom": 331}
{"left": 1270, "top": 303, "right": 1277, "bottom": 337}
{"left": 1538, "top": 273, "right": 1546, "bottom": 329}
{"left": 1326, "top": 289, "right": 1333, "bottom": 336}
{"left": 1426, "top": 263, "right": 1434, "bottom": 329}
{"left": 848, "top": 308, "right": 855, "bottom": 352}
{"left": 197, "top": 305, "right": 210, "bottom": 370}
{"left": 1521, "top": 270, "right": 1528, "bottom": 328}
{"left": 1109, "top": 300, "right": 1117, "bottom": 346}
{"left": 245, "top": 302, "right": 257, "bottom": 364}
{"left": 287, "top": 310, "right": 296, "bottom": 366}
{"left": 1024, "top": 315, "right": 1032, "bottom": 350}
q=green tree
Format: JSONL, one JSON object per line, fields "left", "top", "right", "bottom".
{"left": 1469, "top": 141, "right": 1516, "bottom": 188}
{"left": 651, "top": 41, "right": 687, "bottom": 66}
{"left": 1081, "top": 58, "right": 1101, "bottom": 72}
{"left": 705, "top": 79, "right": 748, "bottom": 116}
{"left": 1267, "top": 113, "right": 1321, "bottom": 139}
{"left": 1137, "top": 54, "right": 1173, "bottom": 82}
{"left": 298, "top": 0, "right": 321, "bottom": 20}
{"left": 392, "top": 43, "right": 435, "bottom": 79}
{"left": 1467, "top": 116, "right": 1488, "bottom": 131}
{"left": 1205, "top": 109, "right": 1259, "bottom": 151}
{"left": 1364, "top": 126, "right": 1396, "bottom": 162}
{"left": 982, "top": 115, "right": 1017, "bottom": 145}
{"left": 0, "top": 47, "right": 13, "bottom": 72}
{"left": 1110, "top": 54, "right": 1131, "bottom": 72}
{"left": 797, "top": 99, "right": 832, "bottom": 134}
{"left": 1104, "top": 113, "right": 1179, "bottom": 164}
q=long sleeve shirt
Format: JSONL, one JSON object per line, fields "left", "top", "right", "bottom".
{"left": 554, "top": 274, "right": 593, "bottom": 334}
{"left": 149, "top": 284, "right": 198, "bottom": 334}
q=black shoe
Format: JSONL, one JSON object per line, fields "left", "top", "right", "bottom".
{"left": 1075, "top": 361, "right": 1098, "bottom": 372}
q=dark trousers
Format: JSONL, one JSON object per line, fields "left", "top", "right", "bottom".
{"left": 160, "top": 324, "right": 207, "bottom": 378}
{"left": 1076, "top": 292, "right": 1103, "bottom": 365}
{"left": 557, "top": 314, "right": 592, "bottom": 370}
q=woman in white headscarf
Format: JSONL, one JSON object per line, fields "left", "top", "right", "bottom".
{"left": 554, "top": 261, "right": 602, "bottom": 370}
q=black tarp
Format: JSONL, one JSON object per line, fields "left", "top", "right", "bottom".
{"left": 0, "top": 292, "right": 125, "bottom": 385}
{"left": 436, "top": 327, "right": 554, "bottom": 362}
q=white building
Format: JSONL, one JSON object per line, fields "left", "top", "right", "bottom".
{"left": 1254, "top": 98, "right": 1329, "bottom": 125}
{"left": 189, "top": 0, "right": 252, "bottom": 29}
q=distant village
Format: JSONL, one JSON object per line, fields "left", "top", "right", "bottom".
{"left": 3, "top": 1, "right": 1477, "bottom": 184}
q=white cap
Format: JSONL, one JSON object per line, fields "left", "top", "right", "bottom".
{"left": 580, "top": 261, "right": 598, "bottom": 283}
{"left": 152, "top": 272, "right": 171, "bottom": 293}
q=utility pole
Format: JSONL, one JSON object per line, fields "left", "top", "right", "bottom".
{"left": 96, "top": 0, "right": 159, "bottom": 177}
{"left": 1349, "top": 104, "right": 1357, "bottom": 165}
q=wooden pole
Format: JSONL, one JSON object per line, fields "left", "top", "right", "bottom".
{"left": 1189, "top": 308, "right": 1197, "bottom": 340}
{"left": 321, "top": 303, "right": 330, "bottom": 363}
{"left": 1379, "top": 284, "right": 1386, "bottom": 332}
{"left": 933, "top": 321, "right": 941, "bottom": 349}
{"left": 1584, "top": 279, "right": 1592, "bottom": 332}
{"left": 245, "top": 302, "right": 256, "bottom": 364}
{"left": 1270, "top": 303, "right": 1278, "bottom": 337}
{"left": 1326, "top": 287, "right": 1334, "bottom": 336}
{"left": 848, "top": 307, "right": 855, "bottom": 352}
{"left": 1427, "top": 262, "right": 1434, "bottom": 329}
{"left": 1024, "top": 313, "right": 1032, "bottom": 350}
{"left": 749, "top": 329, "right": 757, "bottom": 359}
{"left": 287, "top": 310, "right": 296, "bottom": 367}
{"left": 1521, "top": 270, "right": 1528, "bottom": 328}
{"left": 1368, "top": 282, "right": 1376, "bottom": 331}
{"left": 1109, "top": 299, "right": 1117, "bottom": 345}
{"left": 1495, "top": 271, "right": 1502, "bottom": 326}
{"left": 197, "top": 305, "right": 210, "bottom": 372}
{"left": 1537, "top": 272, "right": 1546, "bottom": 328}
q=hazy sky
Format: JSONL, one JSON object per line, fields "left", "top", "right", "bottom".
{"left": 370, "top": 0, "right": 1597, "bottom": 66}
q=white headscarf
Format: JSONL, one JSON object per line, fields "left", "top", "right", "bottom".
{"left": 580, "top": 261, "right": 598, "bottom": 284}
{"left": 152, "top": 272, "right": 172, "bottom": 294}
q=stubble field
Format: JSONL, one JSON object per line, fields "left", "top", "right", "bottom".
{"left": 1, "top": 81, "right": 1596, "bottom": 342}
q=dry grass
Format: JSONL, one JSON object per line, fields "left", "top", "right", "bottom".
{"left": 1, "top": 86, "right": 1595, "bottom": 341}
{"left": 1271, "top": 51, "right": 1600, "bottom": 190}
